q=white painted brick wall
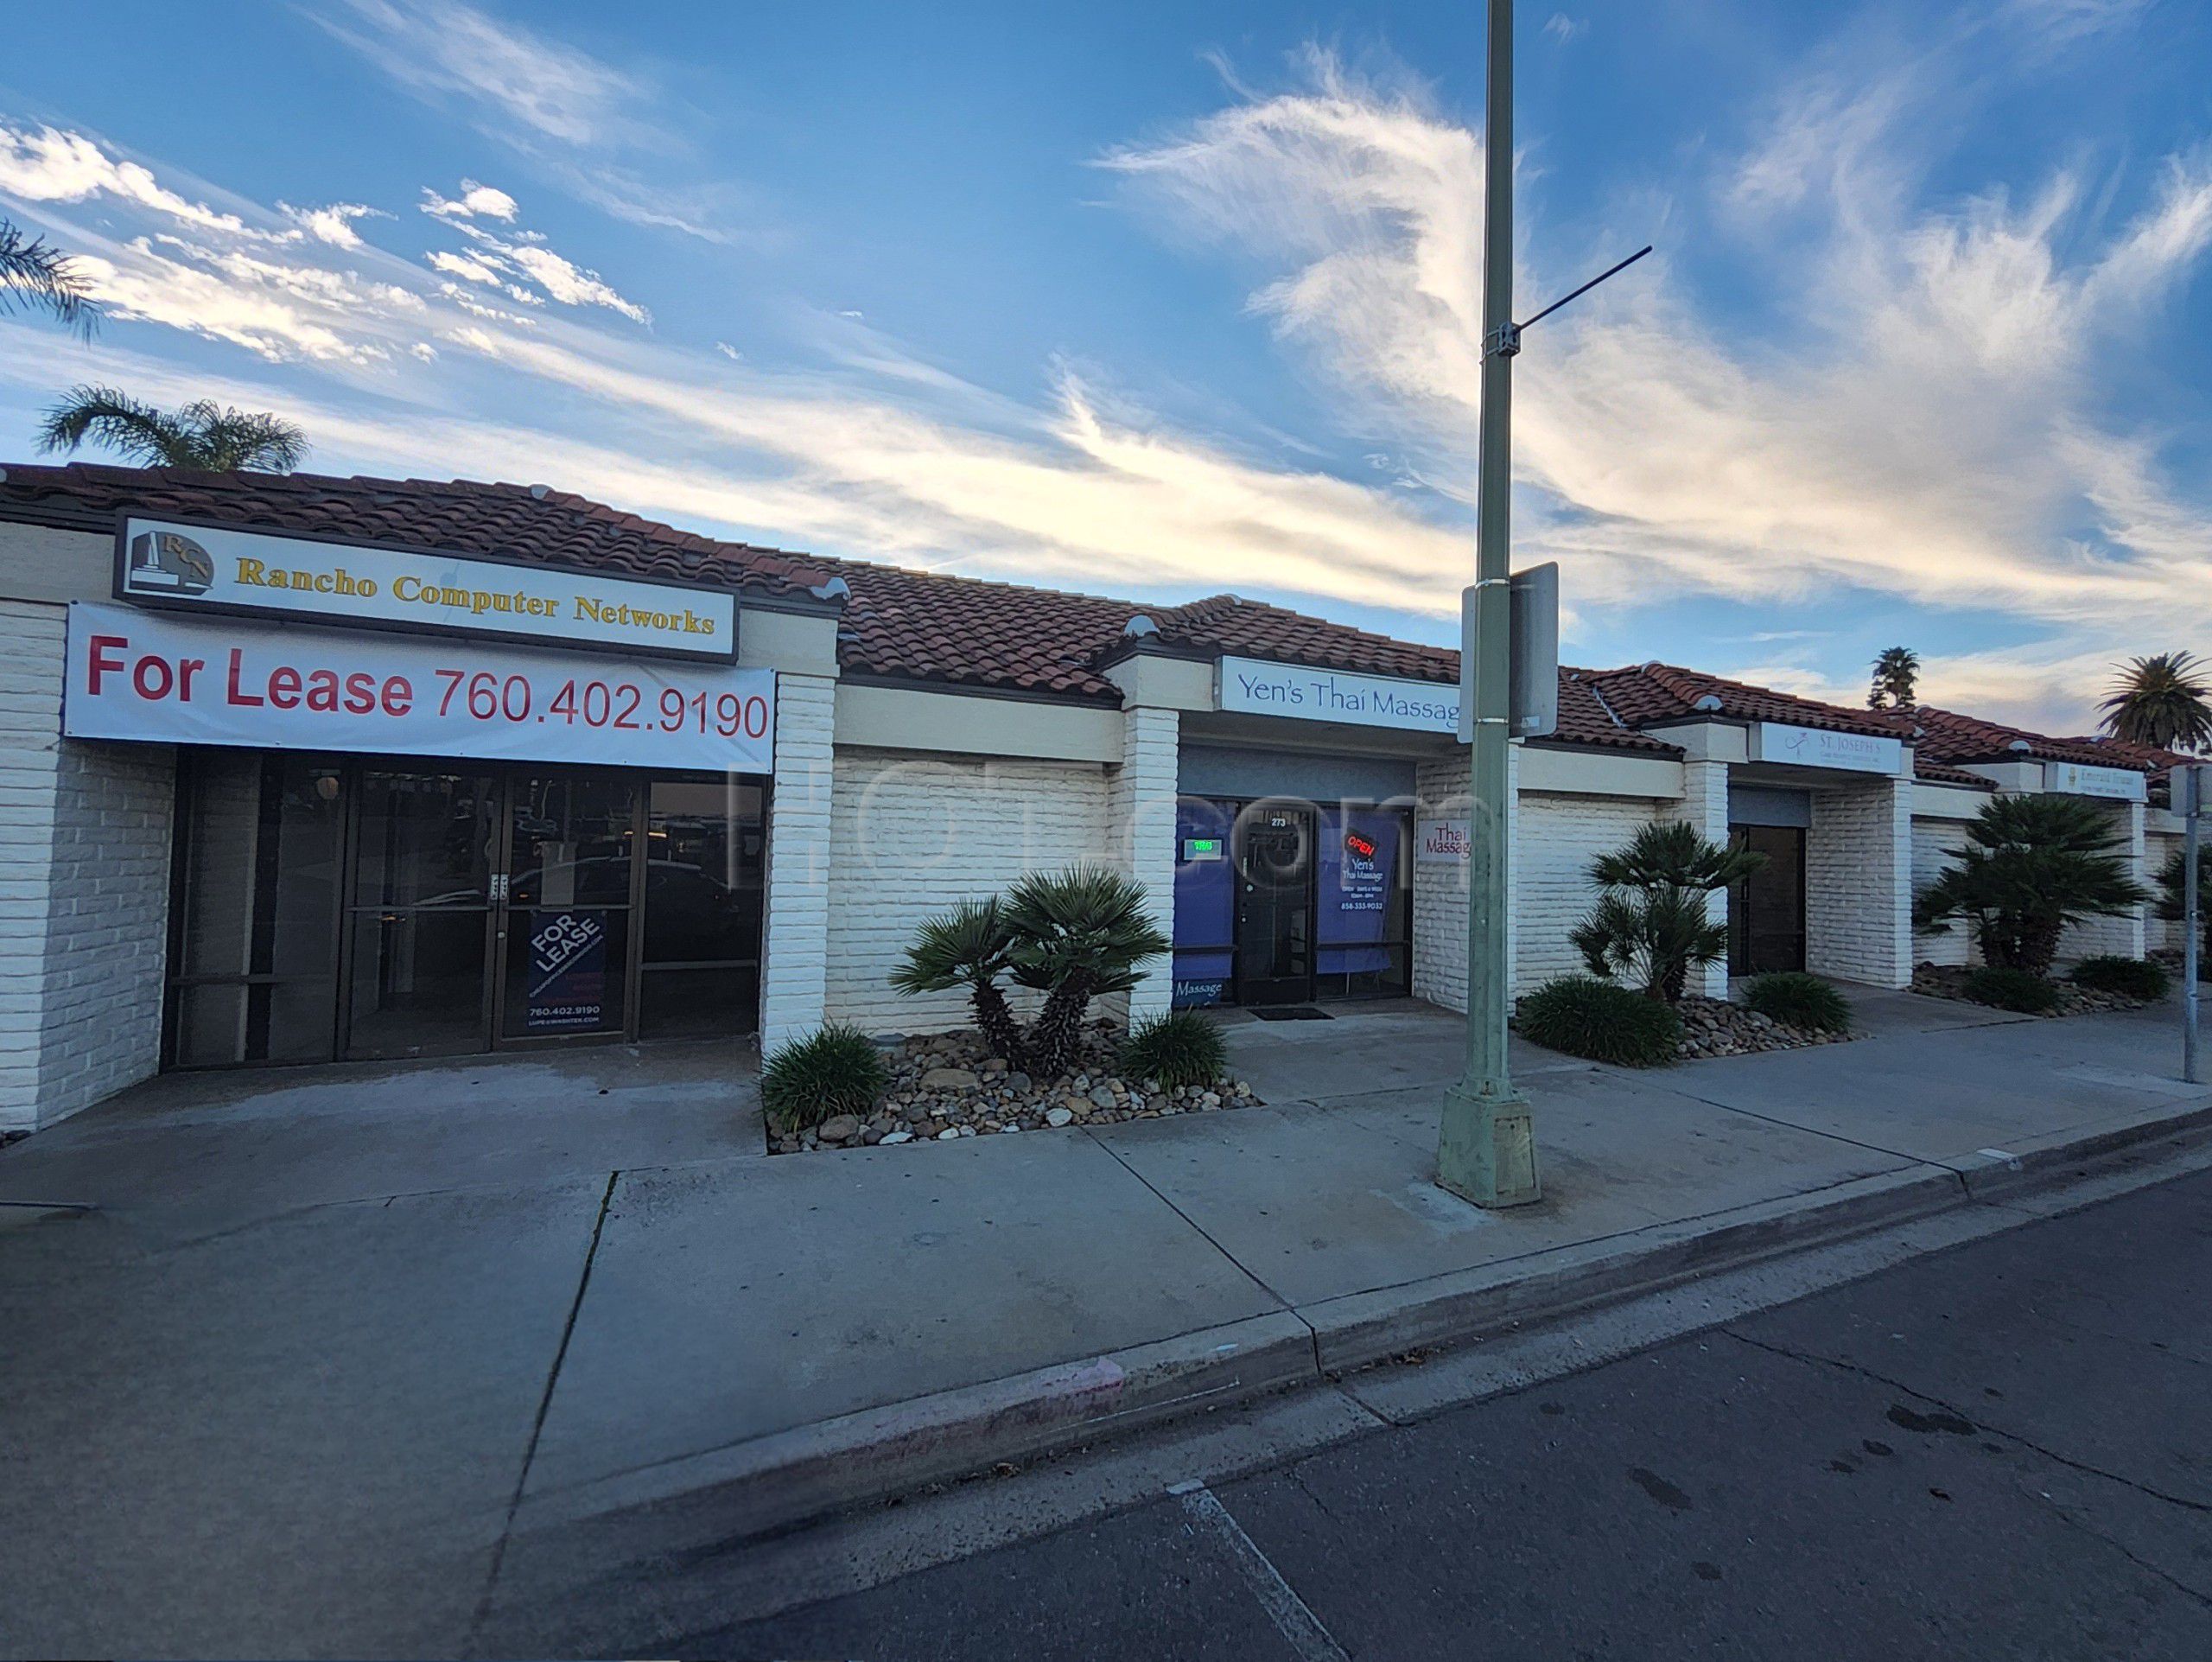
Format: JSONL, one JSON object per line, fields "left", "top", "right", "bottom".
{"left": 758, "top": 673, "right": 836, "bottom": 1052}
{"left": 1411, "top": 756, "right": 1471, "bottom": 1013}
{"left": 0, "top": 600, "right": 174, "bottom": 1130}
{"left": 825, "top": 745, "right": 1110, "bottom": 1034}
{"left": 1412, "top": 749, "right": 1665, "bottom": 1013}
{"left": 1110, "top": 706, "right": 1179, "bottom": 1023}
{"left": 1517, "top": 792, "right": 1670, "bottom": 991}
{"left": 1910, "top": 816, "right": 1978, "bottom": 968}
{"left": 1662, "top": 760, "right": 1730, "bottom": 997}
{"left": 2059, "top": 800, "right": 2145, "bottom": 962}
{"left": 1806, "top": 780, "right": 1911, "bottom": 987}
{"left": 2146, "top": 830, "right": 2184, "bottom": 953}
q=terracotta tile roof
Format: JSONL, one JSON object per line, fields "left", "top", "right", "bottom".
{"left": 1580, "top": 662, "right": 1910, "bottom": 740}
{"left": 1910, "top": 705, "right": 2148, "bottom": 771}
{"left": 1913, "top": 755, "right": 1998, "bottom": 789}
{"left": 2064, "top": 735, "right": 2201, "bottom": 773}
{"left": 817, "top": 559, "right": 1140, "bottom": 700}
{"left": 0, "top": 462, "right": 830, "bottom": 601}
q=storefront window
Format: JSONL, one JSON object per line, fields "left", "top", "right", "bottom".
{"left": 638, "top": 778, "right": 766, "bottom": 1039}
{"left": 1171, "top": 798, "right": 1236, "bottom": 1007}
{"left": 1315, "top": 806, "right": 1412, "bottom": 999}
{"left": 168, "top": 751, "right": 345, "bottom": 1066}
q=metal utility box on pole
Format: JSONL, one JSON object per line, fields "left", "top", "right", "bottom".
{"left": 2183, "top": 764, "right": 2205, "bottom": 1085}
{"left": 1437, "top": 0, "right": 1538, "bottom": 1208}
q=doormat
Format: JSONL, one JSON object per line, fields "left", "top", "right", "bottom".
{"left": 1248, "top": 1006, "right": 1332, "bottom": 1021}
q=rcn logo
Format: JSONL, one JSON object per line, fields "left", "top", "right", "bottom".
{"left": 125, "top": 529, "right": 216, "bottom": 597}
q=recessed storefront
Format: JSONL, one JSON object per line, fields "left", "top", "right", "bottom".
{"left": 166, "top": 751, "right": 766, "bottom": 1066}
{"left": 1171, "top": 796, "right": 1414, "bottom": 1008}
{"left": 1727, "top": 786, "right": 1811, "bottom": 975}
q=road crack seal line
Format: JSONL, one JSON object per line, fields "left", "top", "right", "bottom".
{"left": 471, "top": 1168, "right": 621, "bottom": 1636}
{"left": 1720, "top": 1328, "right": 2212, "bottom": 1516}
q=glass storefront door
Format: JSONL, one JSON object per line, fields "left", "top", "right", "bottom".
{"left": 345, "top": 768, "right": 499, "bottom": 1059}
{"left": 166, "top": 752, "right": 766, "bottom": 1068}
{"left": 497, "top": 774, "right": 638, "bottom": 1043}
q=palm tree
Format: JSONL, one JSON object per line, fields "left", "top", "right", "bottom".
{"left": 36, "top": 385, "right": 308, "bottom": 473}
{"left": 2100, "top": 653, "right": 2212, "bottom": 753}
{"left": 1914, "top": 794, "right": 2146, "bottom": 975}
{"left": 1003, "top": 866, "right": 1171, "bottom": 1079}
{"left": 890, "top": 897, "right": 1025, "bottom": 1063}
{"left": 1569, "top": 821, "right": 1766, "bottom": 1002}
{"left": 1867, "top": 646, "right": 1919, "bottom": 711}
{"left": 0, "top": 217, "right": 99, "bottom": 338}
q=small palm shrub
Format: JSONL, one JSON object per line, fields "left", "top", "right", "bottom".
{"left": 1962, "top": 965, "right": 2061, "bottom": 1015}
{"left": 890, "top": 898, "right": 1022, "bottom": 1061}
{"left": 1570, "top": 822, "right": 1766, "bottom": 1003}
{"left": 1916, "top": 795, "right": 2147, "bottom": 975}
{"left": 1004, "top": 866, "right": 1172, "bottom": 1079}
{"left": 1743, "top": 971, "right": 1853, "bottom": 1035}
{"left": 2069, "top": 955, "right": 2171, "bottom": 1001}
{"left": 1519, "top": 974, "right": 1681, "bottom": 1067}
{"left": 1119, "top": 1009, "right": 1229, "bottom": 1088}
{"left": 761, "top": 1023, "right": 890, "bottom": 1132}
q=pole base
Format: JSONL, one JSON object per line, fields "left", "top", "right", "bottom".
{"left": 1437, "top": 1079, "right": 1540, "bottom": 1208}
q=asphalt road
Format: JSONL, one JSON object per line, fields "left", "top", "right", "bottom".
{"left": 671, "top": 1166, "right": 2212, "bottom": 1661}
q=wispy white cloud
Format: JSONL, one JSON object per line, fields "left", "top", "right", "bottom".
{"left": 0, "top": 123, "right": 257, "bottom": 236}
{"left": 278, "top": 201, "right": 388, "bottom": 248}
{"left": 1541, "top": 14, "right": 1586, "bottom": 45}
{"left": 422, "top": 180, "right": 518, "bottom": 222}
{"left": 306, "top": 0, "right": 747, "bottom": 243}
{"left": 417, "top": 181, "right": 649, "bottom": 322}
{"left": 1101, "top": 48, "right": 2212, "bottom": 729}
{"left": 305, "top": 0, "right": 650, "bottom": 149}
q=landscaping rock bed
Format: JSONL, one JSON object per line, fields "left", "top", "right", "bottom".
{"left": 1675, "top": 996, "right": 1853, "bottom": 1060}
{"left": 1911, "top": 963, "right": 2151, "bottom": 1016}
{"left": 769, "top": 1020, "right": 1260, "bottom": 1154}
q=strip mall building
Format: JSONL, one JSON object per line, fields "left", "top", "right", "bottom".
{"left": 0, "top": 464, "right": 2183, "bottom": 1131}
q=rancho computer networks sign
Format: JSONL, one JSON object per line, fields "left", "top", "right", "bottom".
{"left": 117, "top": 516, "right": 737, "bottom": 662}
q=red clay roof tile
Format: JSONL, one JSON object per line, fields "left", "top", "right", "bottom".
{"left": 0, "top": 462, "right": 830, "bottom": 600}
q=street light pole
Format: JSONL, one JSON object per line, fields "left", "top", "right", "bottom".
{"left": 1438, "top": 0, "right": 1539, "bottom": 1207}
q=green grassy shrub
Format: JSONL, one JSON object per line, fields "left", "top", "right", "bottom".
{"left": 1118, "top": 1009, "right": 1230, "bottom": 1088}
{"left": 761, "top": 1022, "right": 891, "bottom": 1132}
{"left": 1743, "top": 971, "right": 1853, "bottom": 1035}
{"left": 1518, "top": 975, "right": 1682, "bottom": 1067}
{"left": 2069, "top": 955, "right": 2171, "bottom": 1001}
{"left": 1962, "top": 965, "right": 2061, "bottom": 1015}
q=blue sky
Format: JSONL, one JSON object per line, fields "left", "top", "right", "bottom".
{"left": 2, "top": 0, "right": 2208, "bottom": 731}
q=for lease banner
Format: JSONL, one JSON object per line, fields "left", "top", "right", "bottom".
{"left": 63, "top": 602, "right": 775, "bottom": 774}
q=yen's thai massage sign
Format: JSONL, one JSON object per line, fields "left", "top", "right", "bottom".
{"left": 63, "top": 602, "right": 775, "bottom": 773}
{"left": 116, "top": 516, "right": 737, "bottom": 661}
{"left": 1217, "top": 656, "right": 1461, "bottom": 735}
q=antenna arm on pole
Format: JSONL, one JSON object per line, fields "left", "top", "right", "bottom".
{"left": 1515, "top": 244, "right": 1654, "bottom": 335}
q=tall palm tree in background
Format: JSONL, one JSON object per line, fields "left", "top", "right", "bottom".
{"left": 1867, "top": 646, "right": 1919, "bottom": 711}
{"left": 2100, "top": 653, "right": 2212, "bottom": 753}
{"left": 35, "top": 385, "right": 309, "bottom": 473}
{"left": 0, "top": 216, "right": 100, "bottom": 337}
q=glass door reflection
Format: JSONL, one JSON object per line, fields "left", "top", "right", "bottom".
{"left": 496, "top": 774, "right": 639, "bottom": 1042}
{"left": 343, "top": 769, "right": 497, "bottom": 1059}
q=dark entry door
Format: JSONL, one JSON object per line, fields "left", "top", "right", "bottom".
{"left": 1234, "top": 805, "right": 1315, "bottom": 1005}
{"left": 1728, "top": 825, "right": 1808, "bottom": 975}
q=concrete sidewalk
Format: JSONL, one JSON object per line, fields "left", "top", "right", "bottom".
{"left": 3, "top": 990, "right": 2207, "bottom": 1658}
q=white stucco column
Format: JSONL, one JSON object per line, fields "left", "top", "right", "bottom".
{"left": 1665, "top": 759, "right": 1732, "bottom": 998}
{"left": 758, "top": 672, "right": 836, "bottom": 1051}
{"left": 1112, "top": 704, "right": 1180, "bottom": 1023}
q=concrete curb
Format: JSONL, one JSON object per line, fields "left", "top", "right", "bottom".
{"left": 512, "top": 1310, "right": 1318, "bottom": 1539}
{"left": 505, "top": 1096, "right": 2212, "bottom": 1553}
